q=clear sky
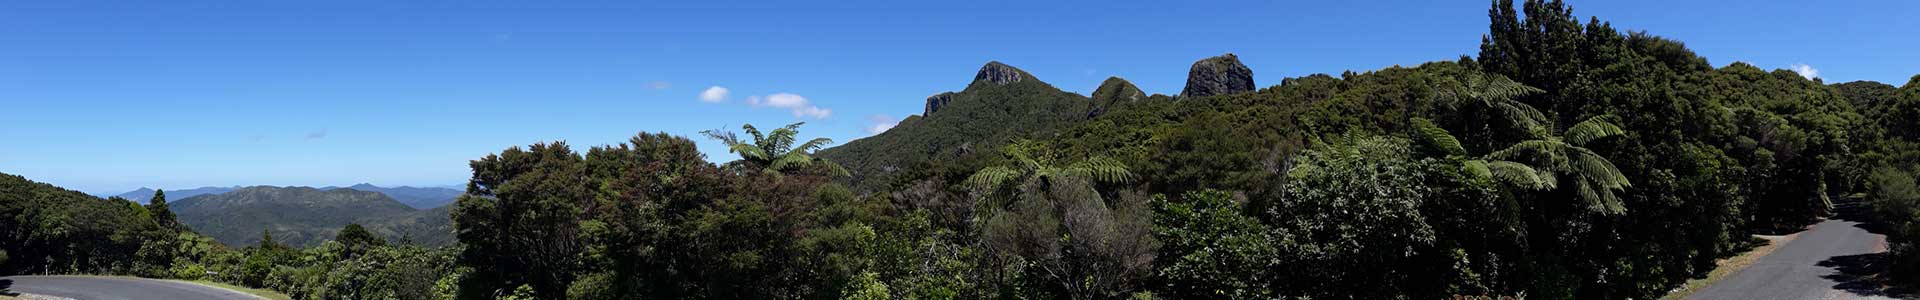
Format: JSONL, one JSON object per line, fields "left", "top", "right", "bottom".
{"left": 4, "top": 1, "right": 1916, "bottom": 195}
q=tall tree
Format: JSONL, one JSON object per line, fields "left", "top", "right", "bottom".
{"left": 1479, "top": 0, "right": 1589, "bottom": 126}
{"left": 334, "top": 223, "right": 386, "bottom": 258}
{"left": 146, "top": 189, "right": 178, "bottom": 230}
{"left": 452, "top": 142, "right": 591, "bottom": 300}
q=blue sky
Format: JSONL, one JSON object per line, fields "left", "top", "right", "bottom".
{"left": 3, "top": 1, "right": 1916, "bottom": 195}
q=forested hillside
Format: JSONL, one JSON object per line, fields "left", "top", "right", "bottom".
{"left": 818, "top": 61, "right": 1103, "bottom": 190}
{"left": 173, "top": 186, "right": 453, "bottom": 247}
{"left": 3, "top": 1, "right": 1917, "bottom": 299}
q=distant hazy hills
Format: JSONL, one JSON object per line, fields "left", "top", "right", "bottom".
{"left": 171, "top": 186, "right": 455, "bottom": 247}
{"left": 112, "top": 186, "right": 240, "bottom": 202}
{"left": 113, "top": 184, "right": 460, "bottom": 209}
{"left": 320, "top": 183, "right": 463, "bottom": 209}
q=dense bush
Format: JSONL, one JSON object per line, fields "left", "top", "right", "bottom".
{"left": 5, "top": 1, "right": 1915, "bottom": 299}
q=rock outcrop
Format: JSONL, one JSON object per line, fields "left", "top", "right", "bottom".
{"left": 924, "top": 92, "right": 957, "bottom": 115}
{"left": 974, "top": 61, "right": 1028, "bottom": 85}
{"left": 1179, "top": 53, "right": 1256, "bottom": 98}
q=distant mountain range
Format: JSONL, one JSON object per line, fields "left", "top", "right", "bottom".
{"left": 111, "top": 184, "right": 461, "bottom": 209}
{"left": 172, "top": 186, "right": 455, "bottom": 247}
{"left": 112, "top": 186, "right": 241, "bottom": 202}
{"left": 319, "top": 183, "right": 464, "bottom": 209}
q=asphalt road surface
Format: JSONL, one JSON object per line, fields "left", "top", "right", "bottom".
{"left": 1689, "top": 214, "right": 1911, "bottom": 300}
{"left": 1, "top": 275, "right": 263, "bottom": 300}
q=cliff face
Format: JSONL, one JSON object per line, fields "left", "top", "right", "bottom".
{"left": 1179, "top": 53, "right": 1256, "bottom": 98}
{"left": 924, "top": 92, "right": 957, "bottom": 115}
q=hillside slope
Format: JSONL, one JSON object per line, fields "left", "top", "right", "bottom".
{"left": 171, "top": 186, "right": 450, "bottom": 247}
{"left": 817, "top": 61, "right": 1095, "bottom": 189}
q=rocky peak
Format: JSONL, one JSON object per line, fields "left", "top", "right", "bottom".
{"left": 924, "top": 92, "right": 958, "bottom": 115}
{"left": 1179, "top": 53, "right": 1256, "bottom": 98}
{"left": 1091, "top": 77, "right": 1146, "bottom": 104}
{"left": 974, "top": 61, "right": 1029, "bottom": 85}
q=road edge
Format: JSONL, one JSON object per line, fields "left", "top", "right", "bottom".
{"left": 161, "top": 279, "right": 281, "bottom": 300}
{"left": 1657, "top": 233, "right": 1800, "bottom": 300}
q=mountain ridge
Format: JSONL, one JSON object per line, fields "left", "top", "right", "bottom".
{"left": 171, "top": 186, "right": 453, "bottom": 248}
{"left": 111, "top": 184, "right": 461, "bottom": 209}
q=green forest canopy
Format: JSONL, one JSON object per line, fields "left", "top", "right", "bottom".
{"left": 4, "top": 1, "right": 1920, "bottom": 299}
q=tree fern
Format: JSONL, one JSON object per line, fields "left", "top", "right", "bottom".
{"left": 702, "top": 122, "right": 847, "bottom": 177}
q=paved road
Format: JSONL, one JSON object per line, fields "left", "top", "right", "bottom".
{"left": 0, "top": 275, "right": 263, "bottom": 300}
{"left": 1689, "top": 216, "right": 1910, "bottom": 300}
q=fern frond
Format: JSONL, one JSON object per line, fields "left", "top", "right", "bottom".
{"left": 768, "top": 153, "right": 815, "bottom": 172}
{"left": 1062, "top": 156, "right": 1134, "bottom": 183}
{"left": 1463, "top": 160, "right": 1492, "bottom": 179}
{"left": 1486, "top": 160, "right": 1549, "bottom": 190}
{"left": 791, "top": 137, "right": 834, "bottom": 156}
{"left": 1412, "top": 118, "right": 1467, "bottom": 157}
{"left": 1571, "top": 147, "right": 1631, "bottom": 189}
{"left": 742, "top": 124, "right": 767, "bottom": 151}
{"left": 966, "top": 166, "right": 1023, "bottom": 192}
{"left": 1491, "top": 100, "right": 1549, "bottom": 133}
{"left": 1566, "top": 116, "right": 1627, "bottom": 145}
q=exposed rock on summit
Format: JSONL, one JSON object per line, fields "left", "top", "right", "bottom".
{"left": 974, "top": 61, "right": 1029, "bottom": 85}
{"left": 1179, "top": 53, "right": 1256, "bottom": 98}
{"left": 924, "top": 92, "right": 957, "bottom": 115}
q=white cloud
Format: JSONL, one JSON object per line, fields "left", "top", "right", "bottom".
{"left": 754, "top": 93, "right": 832, "bottom": 119}
{"left": 699, "top": 86, "right": 729, "bottom": 103}
{"left": 764, "top": 93, "right": 808, "bottom": 107}
{"left": 1790, "top": 63, "right": 1820, "bottom": 80}
{"left": 865, "top": 115, "right": 898, "bottom": 135}
{"left": 797, "top": 107, "right": 831, "bottom": 119}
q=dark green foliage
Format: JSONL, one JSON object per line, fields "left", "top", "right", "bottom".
{"left": 9, "top": 1, "right": 1916, "bottom": 299}
{"left": 148, "top": 190, "right": 179, "bottom": 230}
{"left": 452, "top": 141, "right": 591, "bottom": 299}
{"left": 1089, "top": 77, "right": 1146, "bottom": 117}
{"left": 336, "top": 223, "right": 387, "bottom": 258}
{"left": 1272, "top": 136, "right": 1444, "bottom": 299}
{"left": 1150, "top": 190, "right": 1281, "bottom": 299}
{"left": 1868, "top": 167, "right": 1920, "bottom": 281}
{"left": 0, "top": 172, "right": 179, "bottom": 276}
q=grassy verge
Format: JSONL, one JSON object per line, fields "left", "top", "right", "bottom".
{"left": 1658, "top": 233, "right": 1798, "bottom": 300}
{"left": 170, "top": 279, "right": 293, "bottom": 300}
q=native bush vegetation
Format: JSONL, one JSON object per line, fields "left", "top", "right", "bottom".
{"left": 4, "top": 1, "right": 1916, "bottom": 299}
